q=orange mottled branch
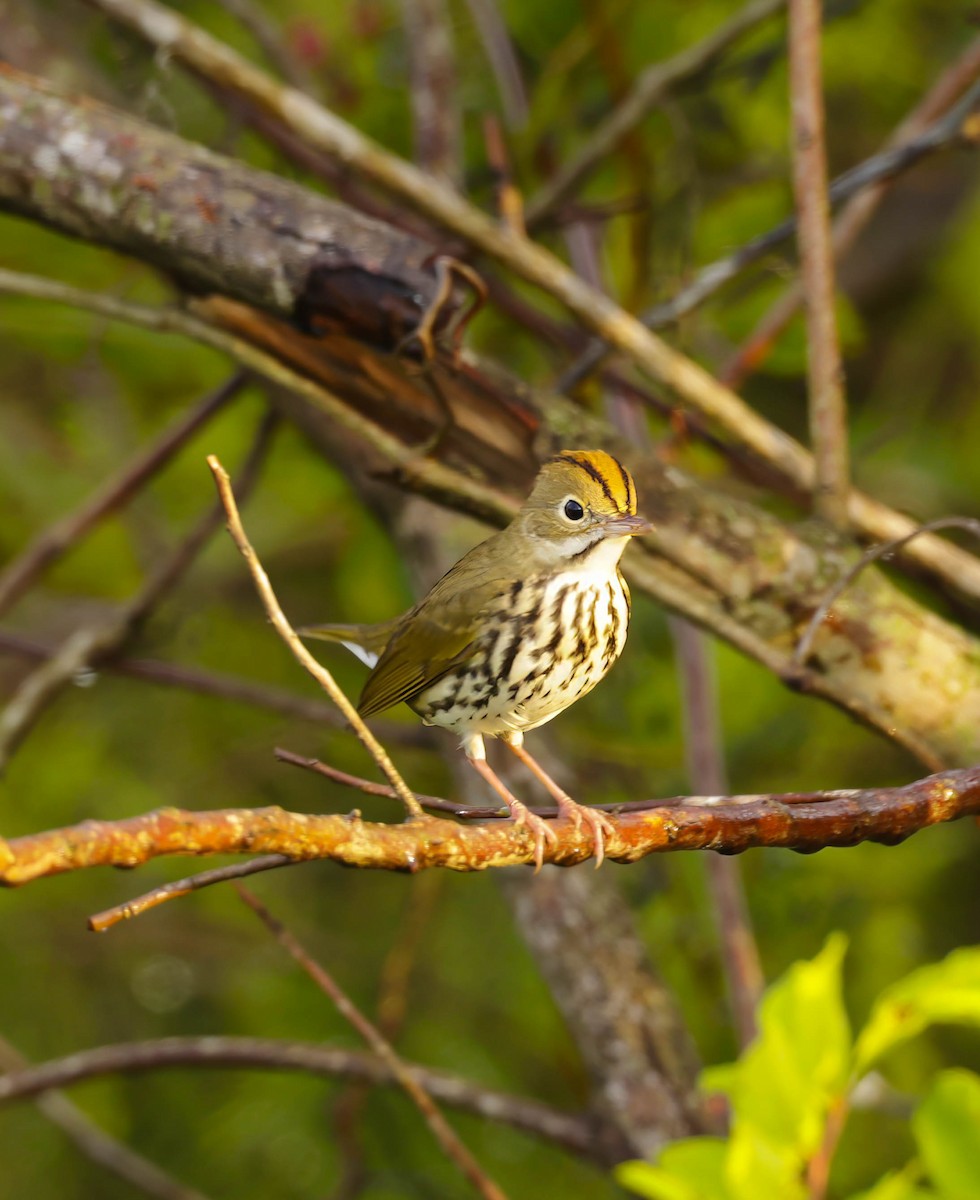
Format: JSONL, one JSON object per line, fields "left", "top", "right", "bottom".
{"left": 2, "top": 766, "right": 979, "bottom": 886}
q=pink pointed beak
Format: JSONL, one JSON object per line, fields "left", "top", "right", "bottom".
{"left": 600, "top": 513, "right": 652, "bottom": 537}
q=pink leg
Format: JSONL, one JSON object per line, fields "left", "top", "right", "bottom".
{"left": 466, "top": 755, "right": 557, "bottom": 871}
{"left": 503, "top": 742, "right": 615, "bottom": 868}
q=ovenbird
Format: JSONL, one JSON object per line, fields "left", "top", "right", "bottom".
{"left": 302, "top": 450, "right": 650, "bottom": 866}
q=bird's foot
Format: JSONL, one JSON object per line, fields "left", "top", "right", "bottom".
{"left": 503, "top": 740, "right": 614, "bottom": 867}
{"left": 506, "top": 796, "right": 559, "bottom": 873}
{"left": 466, "top": 755, "right": 557, "bottom": 871}
{"left": 550, "top": 794, "right": 615, "bottom": 869}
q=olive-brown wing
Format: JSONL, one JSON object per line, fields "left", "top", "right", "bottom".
{"left": 357, "top": 538, "right": 511, "bottom": 718}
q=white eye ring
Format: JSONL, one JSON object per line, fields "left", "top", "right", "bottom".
{"left": 561, "top": 497, "right": 585, "bottom": 522}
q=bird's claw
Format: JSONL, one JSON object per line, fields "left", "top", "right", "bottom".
{"left": 511, "top": 804, "right": 558, "bottom": 873}
{"left": 555, "top": 796, "right": 615, "bottom": 868}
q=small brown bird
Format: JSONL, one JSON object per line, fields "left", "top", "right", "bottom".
{"left": 303, "top": 450, "right": 650, "bottom": 866}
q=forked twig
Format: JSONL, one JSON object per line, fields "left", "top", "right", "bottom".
{"left": 206, "top": 456, "right": 425, "bottom": 819}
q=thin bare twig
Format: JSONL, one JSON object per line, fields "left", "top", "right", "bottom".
{"left": 558, "top": 76, "right": 980, "bottom": 388}
{"left": 672, "top": 620, "right": 763, "bottom": 1050}
{"left": 788, "top": 0, "right": 849, "bottom": 525}
{"left": 462, "top": 0, "right": 528, "bottom": 130}
{"left": 274, "top": 748, "right": 481, "bottom": 815}
{"left": 88, "top": 855, "right": 295, "bottom": 932}
{"left": 794, "top": 516, "right": 980, "bottom": 668}
{"left": 214, "top": 0, "right": 319, "bottom": 94}
{"left": 0, "top": 1036, "right": 211, "bottom": 1200}
{"left": 0, "top": 1036, "right": 598, "bottom": 1158}
{"left": 0, "top": 415, "right": 277, "bottom": 771}
{"left": 329, "top": 869, "right": 444, "bottom": 1200}
{"left": 524, "top": 0, "right": 787, "bottom": 229}
{"left": 806, "top": 1094, "right": 849, "bottom": 1200}
{"left": 238, "top": 888, "right": 509, "bottom": 1200}
{"left": 0, "top": 371, "right": 246, "bottom": 618}
{"left": 207, "top": 456, "right": 424, "bottom": 818}
{"left": 722, "top": 34, "right": 980, "bottom": 388}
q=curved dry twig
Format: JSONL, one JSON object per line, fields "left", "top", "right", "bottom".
{"left": 0, "top": 1036, "right": 598, "bottom": 1158}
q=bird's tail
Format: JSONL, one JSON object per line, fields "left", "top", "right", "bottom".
{"left": 297, "top": 619, "right": 400, "bottom": 670}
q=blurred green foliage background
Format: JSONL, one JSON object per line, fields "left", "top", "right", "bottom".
{"left": 1, "top": 0, "right": 979, "bottom": 1196}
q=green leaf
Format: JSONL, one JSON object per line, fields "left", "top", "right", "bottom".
{"left": 847, "top": 1162, "right": 933, "bottom": 1200}
{"left": 913, "top": 1070, "right": 980, "bottom": 1199}
{"left": 726, "top": 1126, "right": 808, "bottom": 1200}
{"left": 615, "top": 1139, "right": 730, "bottom": 1200}
{"left": 730, "top": 933, "right": 851, "bottom": 1154}
{"left": 855, "top": 947, "right": 980, "bottom": 1074}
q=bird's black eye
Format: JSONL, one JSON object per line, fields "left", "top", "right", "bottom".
{"left": 563, "top": 498, "right": 585, "bottom": 521}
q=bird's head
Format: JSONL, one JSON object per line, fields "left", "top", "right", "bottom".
{"left": 516, "top": 449, "right": 650, "bottom": 565}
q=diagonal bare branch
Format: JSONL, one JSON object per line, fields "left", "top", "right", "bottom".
{"left": 788, "top": 0, "right": 849, "bottom": 525}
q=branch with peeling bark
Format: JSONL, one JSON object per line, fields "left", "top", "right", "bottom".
{"left": 3, "top": 59, "right": 980, "bottom": 605}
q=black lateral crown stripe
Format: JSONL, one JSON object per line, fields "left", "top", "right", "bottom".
{"left": 612, "top": 455, "right": 635, "bottom": 513}
{"left": 555, "top": 453, "right": 619, "bottom": 509}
